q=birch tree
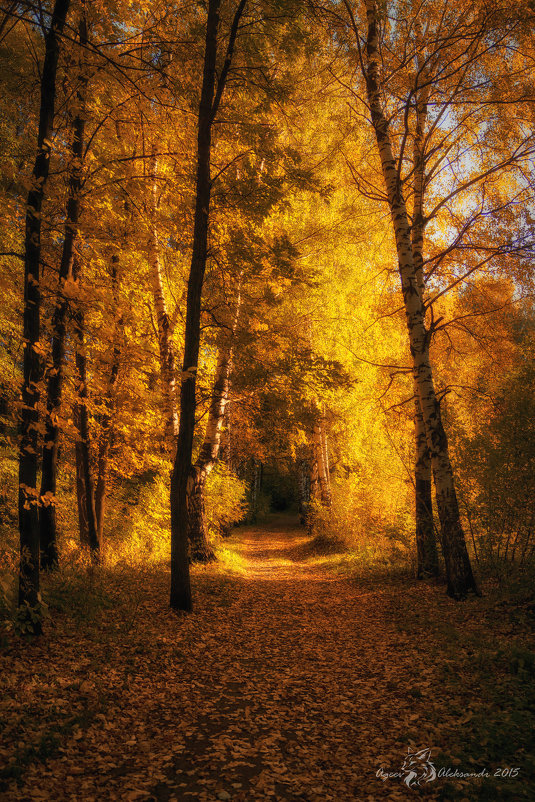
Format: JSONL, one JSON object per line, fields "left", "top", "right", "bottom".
{"left": 187, "top": 287, "right": 241, "bottom": 562}
{"left": 345, "top": 0, "right": 479, "bottom": 597}
{"left": 332, "top": 0, "right": 535, "bottom": 595}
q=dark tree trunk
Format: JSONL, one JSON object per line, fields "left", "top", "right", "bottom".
{"left": 298, "top": 459, "right": 310, "bottom": 525}
{"left": 415, "top": 477, "right": 439, "bottom": 578}
{"left": 94, "top": 443, "right": 108, "bottom": 547}
{"left": 72, "top": 264, "right": 100, "bottom": 563}
{"left": 75, "top": 427, "right": 90, "bottom": 548}
{"left": 95, "top": 255, "right": 121, "bottom": 547}
{"left": 18, "top": 0, "right": 71, "bottom": 627}
{"left": 187, "top": 466, "right": 215, "bottom": 562}
{"left": 414, "top": 398, "right": 439, "bottom": 578}
{"left": 170, "top": 0, "right": 247, "bottom": 611}
{"left": 40, "top": 13, "right": 87, "bottom": 569}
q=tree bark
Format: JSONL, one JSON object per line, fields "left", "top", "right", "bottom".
{"left": 18, "top": 0, "right": 71, "bottom": 626}
{"left": 298, "top": 458, "right": 310, "bottom": 525}
{"left": 94, "top": 255, "right": 122, "bottom": 547}
{"left": 147, "top": 146, "right": 179, "bottom": 458}
{"left": 170, "top": 0, "right": 247, "bottom": 611}
{"left": 320, "top": 409, "right": 331, "bottom": 506}
{"left": 308, "top": 444, "right": 320, "bottom": 534}
{"left": 40, "top": 12, "right": 87, "bottom": 569}
{"left": 188, "top": 290, "right": 241, "bottom": 561}
{"left": 187, "top": 348, "right": 231, "bottom": 561}
{"left": 414, "top": 394, "right": 439, "bottom": 577}
{"left": 362, "top": 0, "right": 478, "bottom": 598}
{"left": 72, "top": 258, "right": 99, "bottom": 563}
{"left": 75, "top": 415, "right": 90, "bottom": 549}
{"left": 313, "top": 410, "right": 331, "bottom": 508}
{"left": 410, "top": 55, "right": 439, "bottom": 578}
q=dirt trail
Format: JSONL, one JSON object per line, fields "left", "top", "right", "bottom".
{"left": 2, "top": 517, "right": 512, "bottom": 801}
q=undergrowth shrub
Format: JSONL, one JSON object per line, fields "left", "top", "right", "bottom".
{"left": 311, "top": 474, "right": 414, "bottom": 575}
{"left": 452, "top": 360, "right": 535, "bottom": 579}
{"left": 94, "top": 463, "right": 247, "bottom": 566}
{"left": 205, "top": 463, "right": 247, "bottom": 540}
{"left": 1, "top": 456, "right": 248, "bottom": 637}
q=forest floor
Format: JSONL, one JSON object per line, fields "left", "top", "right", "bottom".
{"left": 1, "top": 514, "right": 534, "bottom": 801}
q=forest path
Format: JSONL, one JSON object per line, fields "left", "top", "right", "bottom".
{"left": 223, "top": 514, "right": 339, "bottom": 581}
{"left": 3, "top": 516, "right": 529, "bottom": 801}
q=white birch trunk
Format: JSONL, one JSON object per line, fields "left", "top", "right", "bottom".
{"left": 410, "top": 58, "right": 439, "bottom": 577}
{"left": 363, "top": 0, "right": 478, "bottom": 597}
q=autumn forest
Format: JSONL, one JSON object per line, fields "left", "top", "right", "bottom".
{"left": 1, "top": 0, "right": 534, "bottom": 799}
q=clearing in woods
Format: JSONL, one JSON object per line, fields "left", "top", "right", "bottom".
{"left": 1, "top": 515, "right": 533, "bottom": 800}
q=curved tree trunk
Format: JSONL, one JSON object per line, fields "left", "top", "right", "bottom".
{"left": 40, "top": 12, "right": 87, "bottom": 569}
{"left": 362, "top": 0, "right": 478, "bottom": 598}
{"left": 18, "top": 0, "right": 71, "bottom": 627}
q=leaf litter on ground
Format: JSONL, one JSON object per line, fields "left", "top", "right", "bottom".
{"left": 1, "top": 515, "right": 534, "bottom": 801}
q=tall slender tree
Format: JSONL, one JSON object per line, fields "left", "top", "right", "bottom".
{"left": 40, "top": 11, "right": 88, "bottom": 569}
{"left": 147, "top": 145, "right": 179, "bottom": 459}
{"left": 72, "top": 255, "right": 100, "bottom": 563}
{"left": 170, "top": 0, "right": 248, "bottom": 611}
{"left": 18, "top": 0, "right": 71, "bottom": 628}
{"left": 349, "top": 0, "right": 478, "bottom": 597}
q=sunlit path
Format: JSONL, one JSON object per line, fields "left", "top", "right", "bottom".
{"left": 2, "top": 518, "right": 532, "bottom": 801}
{"left": 229, "top": 515, "right": 339, "bottom": 582}
{"left": 2, "top": 518, "right": 445, "bottom": 801}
